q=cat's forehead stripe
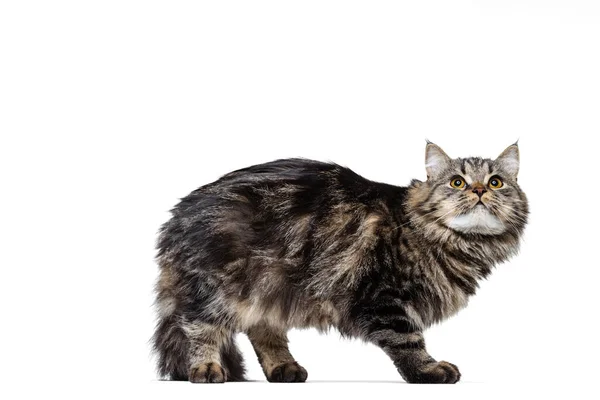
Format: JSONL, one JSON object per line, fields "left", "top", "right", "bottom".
{"left": 456, "top": 158, "right": 494, "bottom": 183}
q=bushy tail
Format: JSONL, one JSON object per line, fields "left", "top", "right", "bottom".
{"left": 153, "top": 313, "right": 189, "bottom": 380}
{"left": 221, "top": 336, "right": 246, "bottom": 382}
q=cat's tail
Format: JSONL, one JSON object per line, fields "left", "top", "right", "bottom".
{"left": 152, "top": 312, "right": 189, "bottom": 380}
{"left": 152, "top": 261, "right": 189, "bottom": 380}
{"left": 221, "top": 335, "right": 246, "bottom": 382}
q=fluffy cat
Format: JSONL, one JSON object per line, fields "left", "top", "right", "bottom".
{"left": 153, "top": 142, "right": 528, "bottom": 384}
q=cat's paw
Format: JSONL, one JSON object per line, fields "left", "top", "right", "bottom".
{"left": 189, "top": 362, "right": 227, "bottom": 383}
{"left": 267, "top": 361, "right": 308, "bottom": 383}
{"left": 406, "top": 361, "right": 461, "bottom": 384}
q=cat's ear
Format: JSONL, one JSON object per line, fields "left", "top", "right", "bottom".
{"left": 496, "top": 143, "right": 520, "bottom": 177}
{"left": 425, "top": 142, "right": 451, "bottom": 179}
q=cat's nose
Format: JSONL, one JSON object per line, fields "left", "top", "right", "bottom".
{"left": 472, "top": 185, "right": 487, "bottom": 198}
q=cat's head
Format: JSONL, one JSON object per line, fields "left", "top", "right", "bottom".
{"left": 408, "top": 142, "right": 528, "bottom": 237}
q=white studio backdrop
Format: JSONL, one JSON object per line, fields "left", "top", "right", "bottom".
{"left": 1, "top": 1, "right": 599, "bottom": 399}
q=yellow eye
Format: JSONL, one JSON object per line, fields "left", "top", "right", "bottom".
{"left": 489, "top": 177, "right": 503, "bottom": 189}
{"left": 450, "top": 177, "right": 466, "bottom": 189}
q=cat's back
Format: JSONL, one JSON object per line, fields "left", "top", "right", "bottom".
{"left": 157, "top": 158, "right": 404, "bottom": 269}
{"left": 170, "top": 157, "right": 400, "bottom": 217}
{"left": 220, "top": 157, "right": 403, "bottom": 206}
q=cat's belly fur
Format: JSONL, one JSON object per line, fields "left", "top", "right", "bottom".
{"left": 207, "top": 253, "right": 348, "bottom": 332}
{"left": 232, "top": 296, "right": 342, "bottom": 332}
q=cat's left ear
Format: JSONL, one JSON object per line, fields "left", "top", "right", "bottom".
{"left": 496, "top": 143, "right": 520, "bottom": 177}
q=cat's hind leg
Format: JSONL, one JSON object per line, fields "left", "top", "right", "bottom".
{"left": 184, "top": 321, "right": 242, "bottom": 383}
{"left": 247, "top": 324, "right": 308, "bottom": 383}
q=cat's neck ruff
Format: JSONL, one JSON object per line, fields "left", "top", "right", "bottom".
{"left": 404, "top": 185, "right": 523, "bottom": 278}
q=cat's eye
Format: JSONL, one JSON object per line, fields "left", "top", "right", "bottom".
{"left": 489, "top": 177, "right": 503, "bottom": 189}
{"left": 450, "top": 177, "right": 466, "bottom": 189}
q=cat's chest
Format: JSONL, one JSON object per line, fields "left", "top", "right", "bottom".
{"left": 412, "top": 255, "right": 477, "bottom": 326}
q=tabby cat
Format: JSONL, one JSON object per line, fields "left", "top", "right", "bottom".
{"left": 153, "top": 142, "right": 528, "bottom": 384}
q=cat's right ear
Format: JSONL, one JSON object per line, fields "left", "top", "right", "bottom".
{"left": 425, "top": 142, "right": 451, "bottom": 179}
{"left": 495, "top": 143, "right": 520, "bottom": 178}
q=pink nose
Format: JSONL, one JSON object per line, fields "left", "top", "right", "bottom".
{"left": 472, "top": 187, "right": 487, "bottom": 198}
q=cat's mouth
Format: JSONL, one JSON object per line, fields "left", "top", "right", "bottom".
{"left": 457, "top": 200, "right": 488, "bottom": 213}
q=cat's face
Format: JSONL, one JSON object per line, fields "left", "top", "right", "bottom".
{"left": 410, "top": 143, "right": 528, "bottom": 236}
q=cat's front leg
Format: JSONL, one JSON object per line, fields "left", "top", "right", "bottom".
{"left": 370, "top": 329, "right": 460, "bottom": 383}
{"left": 354, "top": 304, "right": 461, "bottom": 383}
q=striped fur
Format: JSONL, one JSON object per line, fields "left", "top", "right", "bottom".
{"left": 152, "top": 143, "right": 528, "bottom": 384}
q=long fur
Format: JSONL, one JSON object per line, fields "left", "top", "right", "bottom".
{"left": 152, "top": 149, "right": 528, "bottom": 384}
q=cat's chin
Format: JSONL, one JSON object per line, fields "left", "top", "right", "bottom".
{"left": 447, "top": 205, "right": 505, "bottom": 235}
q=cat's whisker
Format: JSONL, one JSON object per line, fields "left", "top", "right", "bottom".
{"left": 489, "top": 202, "right": 528, "bottom": 222}
{"left": 392, "top": 207, "right": 451, "bottom": 231}
{"left": 488, "top": 203, "right": 527, "bottom": 232}
{"left": 408, "top": 207, "right": 463, "bottom": 237}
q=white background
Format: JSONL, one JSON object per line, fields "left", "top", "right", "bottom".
{"left": 1, "top": 1, "right": 599, "bottom": 399}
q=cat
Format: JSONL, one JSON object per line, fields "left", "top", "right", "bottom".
{"left": 152, "top": 142, "right": 528, "bottom": 384}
